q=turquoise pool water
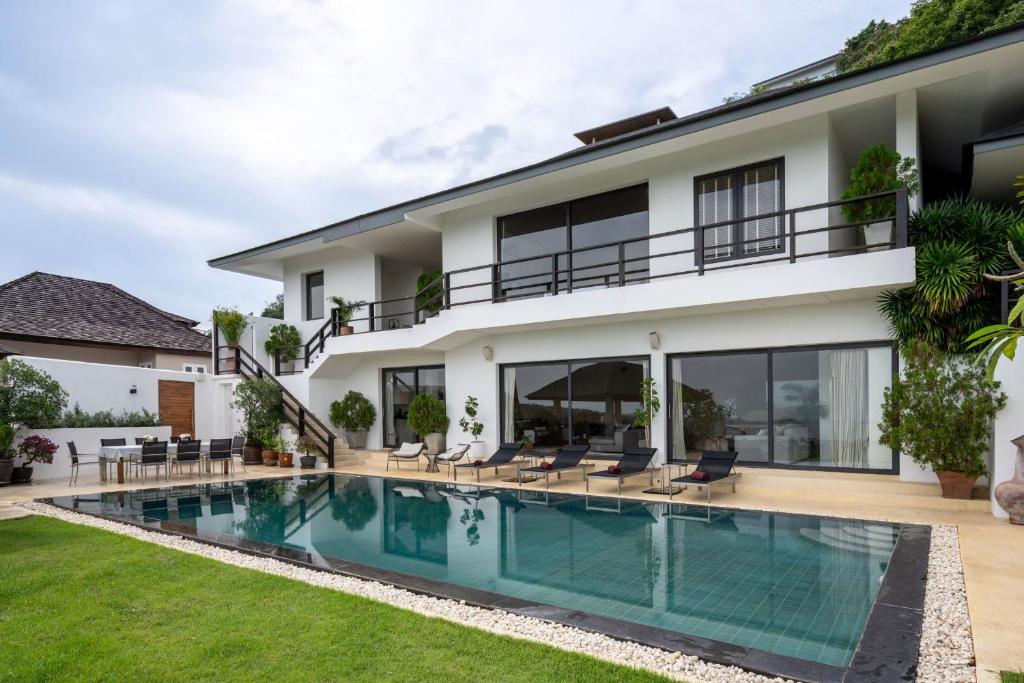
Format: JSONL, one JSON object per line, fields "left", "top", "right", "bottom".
{"left": 49, "top": 474, "right": 899, "bottom": 667}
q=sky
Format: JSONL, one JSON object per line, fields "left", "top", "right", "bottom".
{"left": 0, "top": 0, "right": 909, "bottom": 324}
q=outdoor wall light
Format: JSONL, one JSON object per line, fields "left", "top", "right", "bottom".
{"left": 649, "top": 332, "right": 661, "bottom": 350}
{"left": 482, "top": 345, "right": 494, "bottom": 361}
{"left": 129, "top": 384, "right": 138, "bottom": 395}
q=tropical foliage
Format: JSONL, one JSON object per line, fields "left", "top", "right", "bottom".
{"left": 407, "top": 394, "right": 449, "bottom": 436}
{"left": 232, "top": 377, "right": 283, "bottom": 447}
{"left": 458, "top": 395, "right": 484, "bottom": 439}
{"left": 263, "top": 323, "right": 302, "bottom": 363}
{"left": 879, "top": 340, "right": 1006, "bottom": 476}
{"left": 212, "top": 307, "right": 248, "bottom": 345}
{"left": 837, "top": 0, "right": 1024, "bottom": 73}
{"left": 632, "top": 377, "right": 661, "bottom": 447}
{"left": 60, "top": 404, "right": 162, "bottom": 428}
{"left": 327, "top": 296, "right": 366, "bottom": 325}
{"left": 840, "top": 144, "right": 919, "bottom": 223}
{"left": 329, "top": 391, "right": 376, "bottom": 431}
{"left": 261, "top": 294, "right": 284, "bottom": 319}
{"left": 0, "top": 359, "right": 68, "bottom": 429}
{"left": 879, "top": 197, "right": 1024, "bottom": 352}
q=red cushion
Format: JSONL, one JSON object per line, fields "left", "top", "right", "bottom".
{"left": 473, "top": 460, "right": 483, "bottom": 466}
{"left": 690, "top": 469, "right": 709, "bottom": 481}
{"left": 540, "top": 461, "right": 554, "bottom": 470}
{"left": 608, "top": 465, "right": 622, "bottom": 475}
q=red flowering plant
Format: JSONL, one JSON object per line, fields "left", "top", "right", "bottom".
{"left": 17, "top": 434, "right": 58, "bottom": 465}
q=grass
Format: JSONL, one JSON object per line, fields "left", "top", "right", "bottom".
{"left": 0, "top": 515, "right": 671, "bottom": 682}
{"left": 1003, "top": 672, "right": 1024, "bottom": 683}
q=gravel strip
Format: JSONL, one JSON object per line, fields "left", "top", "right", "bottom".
{"left": 15, "top": 501, "right": 973, "bottom": 683}
{"left": 916, "top": 524, "right": 975, "bottom": 683}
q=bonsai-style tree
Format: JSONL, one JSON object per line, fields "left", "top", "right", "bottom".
{"left": 879, "top": 340, "right": 1006, "bottom": 486}
{"left": 212, "top": 308, "right": 248, "bottom": 346}
{"left": 16, "top": 434, "right": 58, "bottom": 467}
{"left": 329, "top": 391, "right": 377, "bottom": 432}
{"left": 458, "top": 395, "right": 484, "bottom": 441}
{"left": 0, "top": 359, "right": 68, "bottom": 429}
{"left": 295, "top": 434, "right": 318, "bottom": 457}
{"left": 632, "top": 377, "right": 661, "bottom": 448}
{"left": 407, "top": 394, "right": 449, "bottom": 436}
{"left": 841, "top": 144, "right": 919, "bottom": 224}
{"left": 264, "top": 323, "right": 302, "bottom": 363}
{"left": 327, "top": 296, "right": 366, "bottom": 326}
{"left": 232, "top": 377, "right": 283, "bottom": 448}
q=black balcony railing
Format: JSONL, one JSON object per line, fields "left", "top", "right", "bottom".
{"left": 297, "top": 190, "right": 909, "bottom": 369}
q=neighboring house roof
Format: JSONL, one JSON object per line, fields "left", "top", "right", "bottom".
{"left": 0, "top": 342, "right": 18, "bottom": 359}
{"left": 0, "top": 272, "right": 210, "bottom": 355}
{"left": 208, "top": 23, "right": 1024, "bottom": 268}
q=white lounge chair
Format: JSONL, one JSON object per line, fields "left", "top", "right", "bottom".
{"left": 387, "top": 442, "right": 424, "bottom": 470}
{"left": 434, "top": 443, "right": 470, "bottom": 476}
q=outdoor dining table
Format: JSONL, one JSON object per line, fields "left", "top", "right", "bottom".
{"left": 98, "top": 442, "right": 217, "bottom": 484}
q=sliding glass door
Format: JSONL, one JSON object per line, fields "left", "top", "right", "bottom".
{"left": 382, "top": 366, "right": 445, "bottom": 448}
{"left": 500, "top": 357, "right": 648, "bottom": 454}
{"left": 668, "top": 343, "right": 895, "bottom": 472}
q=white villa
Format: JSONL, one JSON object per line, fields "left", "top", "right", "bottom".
{"left": 208, "top": 28, "right": 1024, "bottom": 501}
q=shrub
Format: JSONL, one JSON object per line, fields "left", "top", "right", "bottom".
{"left": 329, "top": 391, "right": 376, "bottom": 431}
{"left": 212, "top": 308, "right": 248, "bottom": 345}
{"left": 264, "top": 323, "right": 302, "bottom": 363}
{"left": 17, "top": 434, "right": 58, "bottom": 465}
{"left": 879, "top": 341, "right": 1006, "bottom": 477}
{"left": 0, "top": 423, "right": 15, "bottom": 459}
{"left": 327, "top": 297, "right": 366, "bottom": 325}
{"left": 261, "top": 294, "right": 284, "bottom": 319}
{"left": 840, "top": 144, "right": 919, "bottom": 224}
{"left": 59, "top": 404, "right": 162, "bottom": 428}
{"left": 232, "top": 378, "right": 283, "bottom": 447}
{"left": 407, "top": 394, "right": 449, "bottom": 436}
{"left": 0, "top": 359, "right": 68, "bottom": 429}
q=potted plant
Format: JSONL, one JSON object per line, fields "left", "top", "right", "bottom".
{"left": 260, "top": 426, "right": 279, "bottom": 466}
{"left": 327, "top": 296, "right": 366, "bottom": 335}
{"left": 232, "top": 377, "right": 284, "bottom": 465}
{"left": 296, "top": 435, "right": 318, "bottom": 469}
{"left": 0, "top": 423, "right": 15, "bottom": 486}
{"left": 407, "top": 393, "right": 449, "bottom": 455}
{"left": 329, "top": 390, "right": 376, "bottom": 449}
{"left": 11, "top": 434, "right": 58, "bottom": 484}
{"left": 276, "top": 437, "right": 293, "bottom": 468}
{"left": 263, "top": 323, "right": 302, "bottom": 373}
{"left": 632, "top": 377, "right": 661, "bottom": 448}
{"left": 841, "top": 143, "right": 919, "bottom": 251}
{"left": 458, "top": 395, "right": 486, "bottom": 458}
{"left": 880, "top": 340, "right": 1007, "bottom": 499}
{"left": 212, "top": 308, "right": 248, "bottom": 372}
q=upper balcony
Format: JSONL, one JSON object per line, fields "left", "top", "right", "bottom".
{"left": 292, "top": 190, "right": 914, "bottom": 372}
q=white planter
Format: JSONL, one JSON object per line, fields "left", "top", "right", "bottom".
{"left": 863, "top": 221, "right": 892, "bottom": 252}
{"left": 424, "top": 432, "right": 445, "bottom": 455}
{"left": 278, "top": 359, "right": 295, "bottom": 373}
{"left": 468, "top": 441, "right": 487, "bottom": 458}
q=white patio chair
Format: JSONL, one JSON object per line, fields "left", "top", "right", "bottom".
{"left": 434, "top": 443, "right": 470, "bottom": 476}
{"left": 387, "top": 442, "right": 424, "bottom": 471}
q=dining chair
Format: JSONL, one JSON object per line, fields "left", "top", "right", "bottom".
{"left": 66, "top": 441, "right": 102, "bottom": 485}
{"left": 100, "top": 438, "right": 127, "bottom": 447}
{"left": 230, "top": 435, "right": 246, "bottom": 472}
{"left": 173, "top": 440, "right": 202, "bottom": 478}
{"left": 135, "top": 441, "right": 169, "bottom": 480}
{"left": 135, "top": 437, "right": 147, "bottom": 446}
{"left": 207, "top": 438, "right": 234, "bottom": 476}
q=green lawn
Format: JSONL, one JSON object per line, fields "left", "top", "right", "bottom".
{"left": 1003, "top": 672, "right": 1024, "bottom": 683}
{"left": 0, "top": 515, "right": 670, "bottom": 682}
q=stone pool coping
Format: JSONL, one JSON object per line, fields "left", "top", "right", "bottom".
{"left": 27, "top": 474, "right": 939, "bottom": 683}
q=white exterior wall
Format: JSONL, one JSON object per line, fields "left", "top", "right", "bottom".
{"left": 895, "top": 89, "right": 922, "bottom": 212}
{"left": 282, "top": 245, "right": 381, "bottom": 340}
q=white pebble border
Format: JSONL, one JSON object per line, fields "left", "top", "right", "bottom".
{"left": 15, "top": 501, "right": 972, "bottom": 683}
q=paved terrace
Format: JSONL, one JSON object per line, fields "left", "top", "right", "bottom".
{"left": 2, "top": 454, "right": 1020, "bottom": 682}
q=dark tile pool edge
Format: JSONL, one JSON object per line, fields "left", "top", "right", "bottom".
{"left": 35, "top": 486, "right": 930, "bottom": 683}
{"left": 842, "top": 523, "right": 930, "bottom": 683}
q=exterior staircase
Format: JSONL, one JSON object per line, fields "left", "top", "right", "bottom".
{"left": 281, "top": 423, "right": 368, "bottom": 467}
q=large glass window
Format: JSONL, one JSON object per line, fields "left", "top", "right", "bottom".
{"left": 496, "top": 185, "right": 649, "bottom": 299}
{"left": 501, "top": 357, "right": 648, "bottom": 453}
{"left": 305, "top": 271, "right": 324, "bottom": 320}
{"left": 696, "top": 160, "right": 783, "bottom": 262}
{"left": 382, "top": 366, "right": 445, "bottom": 447}
{"left": 669, "top": 344, "right": 895, "bottom": 471}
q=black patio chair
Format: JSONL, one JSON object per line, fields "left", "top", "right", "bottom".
{"left": 135, "top": 437, "right": 148, "bottom": 446}
{"left": 669, "top": 450, "right": 740, "bottom": 503}
{"left": 173, "top": 440, "right": 202, "bottom": 478}
{"left": 585, "top": 447, "right": 658, "bottom": 495}
{"left": 134, "top": 441, "right": 169, "bottom": 481}
{"left": 207, "top": 438, "right": 234, "bottom": 476}
{"left": 230, "top": 435, "right": 246, "bottom": 472}
{"left": 453, "top": 442, "right": 524, "bottom": 483}
{"left": 100, "top": 438, "right": 126, "bottom": 447}
{"left": 66, "top": 441, "right": 102, "bottom": 485}
{"left": 516, "top": 444, "right": 591, "bottom": 489}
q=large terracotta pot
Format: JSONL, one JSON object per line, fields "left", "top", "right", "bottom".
{"left": 261, "top": 449, "right": 278, "bottom": 466}
{"left": 277, "top": 452, "right": 293, "bottom": 468}
{"left": 242, "top": 445, "right": 263, "bottom": 465}
{"left": 221, "top": 344, "right": 238, "bottom": 373}
{"left": 994, "top": 434, "right": 1024, "bottom": 524}
{"left": 339, "top": 325, "right": 354, "bottom": 336}
{"left": 936, "top": 470, "right": 977, "bottom": 500}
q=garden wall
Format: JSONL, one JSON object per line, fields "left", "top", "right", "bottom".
{"left": 18, "top": 426, "right": 173, "bottom": 482}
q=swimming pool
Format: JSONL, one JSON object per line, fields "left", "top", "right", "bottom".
{"left": 46, "top": 474, "right": 923, "bottom": 679}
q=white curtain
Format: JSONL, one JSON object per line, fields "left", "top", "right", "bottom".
{"left": 829, "top": 349, "right": 868, "bottom": 467}
{"left": 384, "top": 375, "right": 395, "bottom": 445}
{"left": 671, "top": 368, "right": 687, "bottom": 458}
{"left": 503, "top": 368, "right": 516, "bottom": 443}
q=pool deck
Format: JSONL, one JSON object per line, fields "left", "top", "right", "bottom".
{"left": 2, "top": 454, "right": 1020, "bottom": 682}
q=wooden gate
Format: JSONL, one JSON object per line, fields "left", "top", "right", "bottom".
{"left": 158, "top": 380, "right": 195, "bottom": 437}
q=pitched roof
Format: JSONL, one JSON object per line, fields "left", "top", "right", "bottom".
{"left": 0, "top": 342, "right": 18, "bottom": 358}
{"left": 0, "top": 272, "right": 210, "bottom": 355}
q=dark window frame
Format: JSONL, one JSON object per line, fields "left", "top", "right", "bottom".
{"left": 380, "top": 364, "right": 446, "bottom": 448}
{"left": 498, "top": 354, "right": 651, "bottom": 449}
{"left": 693, "top": 157, "right": 785, "bottom": 266}
{"left": 664, "top": 340, "right": 898, "bottom": 474}
{"left": 304, "top": 271, "right": 325, "bottom": 321}
{"left": 495, "top": 183, "right": 650, "bottom": 299}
